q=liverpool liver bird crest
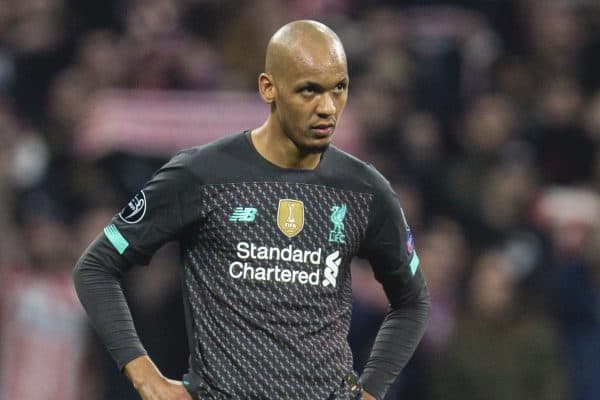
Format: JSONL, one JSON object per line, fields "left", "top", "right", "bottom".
{"left": 329, "top": 204, "right": 347, "bottom": 243}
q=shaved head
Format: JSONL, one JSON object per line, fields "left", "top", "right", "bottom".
{"left": 254, "top": 20, "right": 349, "bottom": 162}
{"left": 265, "top": 20, "right": 347, "bottom": 80}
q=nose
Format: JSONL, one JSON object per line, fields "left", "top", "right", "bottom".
{"left": 316, "top": 93, "right": 336, "bottom": 118}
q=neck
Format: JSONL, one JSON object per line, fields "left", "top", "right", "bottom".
{"left": 251, "top": 120, "right": 322, "bottom": 170}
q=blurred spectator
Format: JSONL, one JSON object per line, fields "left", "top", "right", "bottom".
{"left": 419, "top": 218, "right": 468, "bottom": 353}
{"left": 582, "top": 90, "right": 600, "bottom": 141}
{"left": 437, "top": 94, "right": 525, "bottom": 241}
{"left": 399, "top": 217, "right": 469, "bottom": 400}
{"left": 43, "top": 67, "right": 94, "bottom": 154}
{"left": 0, "top": 101, "right": 22, "bottom": 263}
{"left": 217, "top": 0, "right": 293, "bottom": 89}
{"left": 76, "top": 30, "right": 125, "bottom": 88}
{"left": 431, "top": 249, "right": 567, "bottom": 400}
{"left": 396, "top": 111, "right": 444, "bottom": 179}
{"left": 7, "top": 0, "right": 75, "bottom": 121}
{"left": 0, "top": 1, "right": 598, "bottom": 398}
{"left": 478, "top": 153, "right": 538, "bottom": 239}
{"left": 523, "top": 0, "right": 585, "bottom": 79}
{"left": 0, "top": 211, "right": 96, "bottom": 400}
{"left": 530, "top": 77, "right": 594, "bottom": 185}
{"left": 0, "top": 101, "right": 49, "bottom": 263}
{"left": 535, "top": 187, "right": 600, "bottom": 400}
{"left": 393, "top": 111, "right": 449, "bottom": 219}
{"left": 582, "top": 90, "right": 600, "bottom": 187}
{"left": 121, "top": 0, "right": 186, "bottom": 89}
{"left": 174, "top": 36, "right": 223, "bottom": 89}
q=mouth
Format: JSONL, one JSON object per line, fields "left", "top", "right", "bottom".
{"left": 310, "top": 124, "right": 335, "bottom": 137}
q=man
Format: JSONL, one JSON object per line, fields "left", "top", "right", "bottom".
{"left": 74, "top": 20, "right": 430, "bottom": 400}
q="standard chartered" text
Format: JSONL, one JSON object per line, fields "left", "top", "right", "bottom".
{"left": 235, "top": 241, "right": 322, "bottom": 264}
{"left": 229, "top": 262, "right": 320, "bottom": 285}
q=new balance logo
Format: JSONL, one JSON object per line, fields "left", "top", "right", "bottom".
{"left": 229, "top": 207, "right": 258, "bottom": 222}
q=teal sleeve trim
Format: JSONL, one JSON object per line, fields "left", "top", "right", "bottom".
{"left": 103, "top": 224, "right": 129, "bottom": 255}
{"left": 409, "top": 251, "right": 420, "bottom": 276}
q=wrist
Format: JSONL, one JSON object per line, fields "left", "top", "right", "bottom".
{"left": 361, "top": 391, "right": 377, "bottom": 400}
{"left": 124, "top": 355, "right": 163, "bottom": 390}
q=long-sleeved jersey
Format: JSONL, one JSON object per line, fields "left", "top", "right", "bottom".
{"left": 75, "top": 131, "right": 429, "bottom": 400}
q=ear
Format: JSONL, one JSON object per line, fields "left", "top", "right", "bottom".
{"left": 258, "top": 73, "right": 276, "bottom": 104}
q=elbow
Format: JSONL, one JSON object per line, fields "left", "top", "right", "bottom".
{"left": 72, "top": 252, "right": 96, "bottom": 306}
{"left": 72, "top": 234, "right": 127, "bottom": 303}
{"left": 418, "top": 283, "right": 432, "bottom": 321}
{"left": 72, "top": 255, "right": 86, "bottom": 298}
{"left": 422, "top": 283, "right": 431, "bottom": 307}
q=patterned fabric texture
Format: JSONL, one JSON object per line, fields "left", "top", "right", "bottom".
{"left": 181, "top": 181, "right": 372, "bottom": 399}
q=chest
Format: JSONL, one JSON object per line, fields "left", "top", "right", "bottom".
{"left": 194, "top": 181, "right": 372, "bottom": 262}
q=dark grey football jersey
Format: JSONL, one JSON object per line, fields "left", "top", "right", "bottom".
{"left": 105, "top": 132, "right": 424, "bottom": 399}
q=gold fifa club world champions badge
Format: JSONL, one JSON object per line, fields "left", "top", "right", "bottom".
{"left": 277, "top": 199, "right": 304, "bottom": 238}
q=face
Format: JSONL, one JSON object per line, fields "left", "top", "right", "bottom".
{"left": 266, "top": 43, "right": 349, "bottom": 153}
{"left": 469, "top": 252, "right": 516, "bottom": 320}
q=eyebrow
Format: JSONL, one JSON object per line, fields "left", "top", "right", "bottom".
{"left": 295, "top": 77, "right": 349, "bottom": 90}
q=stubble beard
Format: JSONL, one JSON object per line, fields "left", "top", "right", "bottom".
{"left": 296, "top": 141, "right": 330, "bottom": 154}
{"left": 287, "top": 130, "right": 331, "bottom": 155}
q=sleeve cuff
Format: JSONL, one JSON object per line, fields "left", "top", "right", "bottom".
{"left": 115, "top": 346, "right": 148, "bottom": 372}
{"left": 359, "top": 372, "right": 388, "bottom": 400}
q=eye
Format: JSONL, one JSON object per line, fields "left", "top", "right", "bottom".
{"left": 333, "top": 82, "right": 347, "bottom": 93}
{"left": 300, "top": 86, "right": 316, "bottom": 95}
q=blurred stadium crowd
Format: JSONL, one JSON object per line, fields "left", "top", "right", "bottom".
{"left": 0, "top": 0, "right": 599, "bottom": 399}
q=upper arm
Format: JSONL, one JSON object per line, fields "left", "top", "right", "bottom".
{"left": 104, "top": 151, "right": 204, "bottom": 265}
{"left": 358, "top": 174, "right": 426, "bottom": 308}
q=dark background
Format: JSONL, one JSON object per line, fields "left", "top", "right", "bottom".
{"left": 0, "top": 1, "right": 598, "bottom": 399}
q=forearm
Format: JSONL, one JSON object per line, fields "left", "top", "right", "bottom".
{"left": 73, "top": 234, "right": 147, "bottom": 370}
{"left": 359, "top": 285, "right": 430, "bottom": 400}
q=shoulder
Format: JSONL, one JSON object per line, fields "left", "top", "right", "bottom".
{"left": 323, "top": 146, "right": 393, "bottom": 196}
{"left": 165, "top": 132, "right": 248, "bottom": 179}
{"left": 174, "top": 132, "right": 247, "bottom": 164}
